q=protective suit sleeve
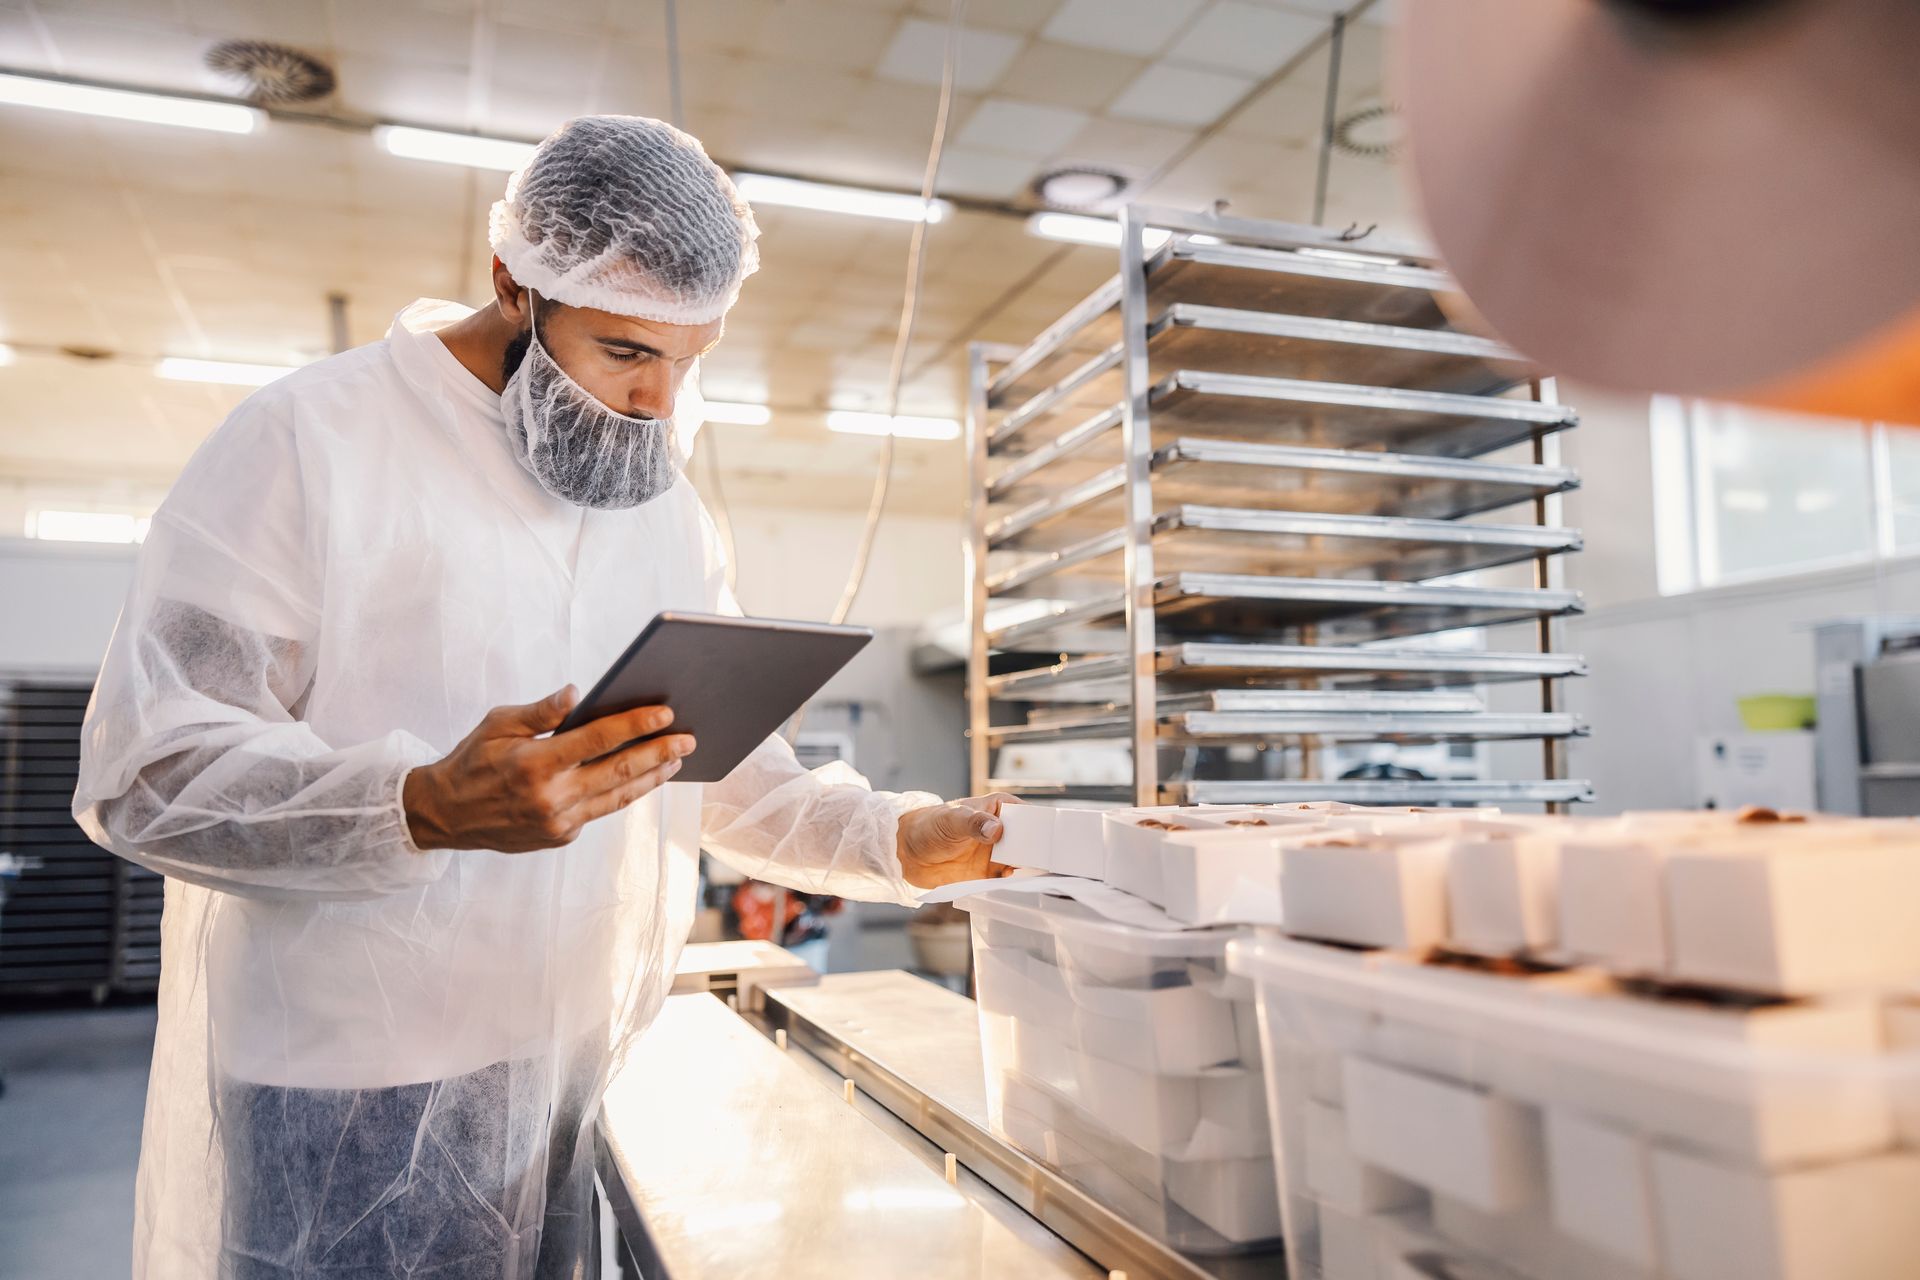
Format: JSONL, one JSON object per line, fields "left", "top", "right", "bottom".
{"left": 73, "top": 401, "right": 450, "bottom": 902}
{"left": 690, "top": 498, "right": 936, "bottom": 906}
{"left": 699, "top": 732, "right": 937, "bottom": 908}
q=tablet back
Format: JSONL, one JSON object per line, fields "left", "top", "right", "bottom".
{"left": 561, "top": 612, "right": 873, "bottom": 783}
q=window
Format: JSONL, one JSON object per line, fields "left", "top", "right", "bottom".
{"left": 1652, "top": 396, "right": 1896, "bottom": 593}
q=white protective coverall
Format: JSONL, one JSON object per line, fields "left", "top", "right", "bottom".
{"left": 73, "top": 297, "right": 937, "bottom": 1279}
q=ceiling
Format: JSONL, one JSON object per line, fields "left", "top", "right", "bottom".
{"left": 0, "top": 0, "right": 1414, "bottom": 521}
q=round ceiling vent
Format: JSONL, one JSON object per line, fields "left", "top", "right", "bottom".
{"left": 1332, "top": 103, "right": 1404, "bottom": 161}
{"left": 1032, "top": 165, "right": 1131, "bottom": 212}
{"left": 205, "top": 40, "right": 336, "bottom": 105}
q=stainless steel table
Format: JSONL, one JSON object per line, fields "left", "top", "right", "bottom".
{"left": 599, "top": 970, "right": 1289, "bottom": 1280}
{"left": 596, "top": 989, "right": 1105, "bottom": 1280}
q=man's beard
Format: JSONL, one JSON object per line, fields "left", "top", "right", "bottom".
{"left": 499, "top": 325, "right": 679, "bottom": 510}
{"left": 502, "top": 329, "right": 532, "bottom": 386}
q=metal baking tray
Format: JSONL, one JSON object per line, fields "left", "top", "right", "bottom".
{"left": 1022, "top": 688, "right": 1485, "bottom": 720}
{"left": 988, "top": 237, "right": 1461, "bottom": 407}
{"left": 987, "top": 573, "right": 1584, "bottom": 652}
{"left": 988, "top": 433, "right": 1577, "bottom": 521}
{"left": 1156, "top": 778, "right": 1596, "bottom": 806}
{"left": 1142, "top": 371, "right": 1573, "bottom": 459}
{"left": 988, "top": 306, "right": 1530, "bottom": 450}
{"left": 986, "top": 644, "right": 1590, "bottom": 702}
{"left": 985, "top": 505, "right": 1581, "bottom": 592}
{"left": 987, "top": 710, "right": 1585, "bottom": 745}
{"left": 976, "top": 778, "right": 1597, "bottom": 807}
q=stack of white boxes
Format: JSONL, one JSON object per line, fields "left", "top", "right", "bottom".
{"left": 1216, "top": 807, "right": 1920, "bottom": 1280}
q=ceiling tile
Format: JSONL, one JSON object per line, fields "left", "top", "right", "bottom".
{"left": 990, "top": 40, "right": 1143, "bottom": 112}
{"left": 912, "top": 0, "right": 1063, "bottom": 33}
{"left": 932, "top": 146, "right": 1036, "bottom": 201}
{"left": 1057, "top": 116, "right": 1194, "bottom": 174}
{"left": 876, "top": 17, "right": 1023, "bottom": 93}
{"left": 332, "top": 52, "right": 476, "bottom": 129}
{"left": 751, "top": 0, "right": 901, "bottom": 71}
{"left": 485, "top": 20, "right": 607, "bottom": 88}
{"left": 955, "top": 99, "right": 1088, "bottom": 159}
{"left": 1166, "top": 2, "right": 1325, "bottom": 78}
{"left": 1040, "top": 0, "right": 1205, "bottom": 57}
{"left": 1107, "top": 62, "right": 1255, "bottom": 128}
{"left": 35, "top": 14, "right": 227, "bottom": 93}
{"left": 184, "top": 0, "right": 336, "bottom": 48}
{"left": 327, "top": 0, "right": 477, "bottom": 70}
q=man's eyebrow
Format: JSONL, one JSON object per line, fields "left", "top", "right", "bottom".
{"left": 597, "top": 335, "right": 667, "bottom": 358}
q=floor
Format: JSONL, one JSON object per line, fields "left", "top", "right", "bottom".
{"left": 0, "top": 1001, "right": 155, "bottom": 1280}
{"left": 0, "top": 923, "right": 922, "bottom": 1279}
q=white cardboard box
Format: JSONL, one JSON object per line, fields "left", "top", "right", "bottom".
{"left": 1281, "top": 835, "right": 1452, "bottom": 951}
{"left": 1158, "top": 828, "right": 1288, "bottom": 926}
{"left": 993, "top": 802, "right": 1058, "bottom": 874}
{"left": 1665, "top": 842, "right": 1920, "bottom": 996}
{"left": 1650, "top": 1147, "right": 1920, "bottom": 1280}
{"left": 1048, "top": 806, "right": 1112, "bottom": 879}
{"left": 1164, "top": 1155, "right": 1283, "bottom": 1243}
{"left": 1432, "top": 1192, "right": 1652, "bottom": 1280}
{"left": 1341, "top": 1055, "right": 1545, "bottom": 1213}
{"left": 1072, "top": 980, "right": 1242, "bottom": 1075}
{"left": 1447, "top": 833, "right": 1561, "bottom": 957}
{"left": 1884, "top": 1002, "right": 1920, "bottom": 1146}
{"left": 1545, "top": 1108, "right": 1659, "bottom": 1270}
{"left": 1304, "top": 1099, "right": 1423, "bottom": 1215}
{"left": 1525, "top": 986, "right": 1892, "bottom": 1168}
{"left": 1556, "top": 835, "right": 1670, "bottom": 976}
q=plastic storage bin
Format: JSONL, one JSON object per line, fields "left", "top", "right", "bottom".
{"left": 960, "top": 888, "right": 1282, "bottom": 1254}
{"left": 1226, "top": 932, "right": 1920, "bottom": 1280}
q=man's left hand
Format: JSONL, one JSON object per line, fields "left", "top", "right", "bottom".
{"left": 896, "top": 793, "right": 1019, "bottom": 890}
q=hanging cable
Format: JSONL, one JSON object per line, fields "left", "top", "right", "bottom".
{"left": 661, "top": 0, "right": 738, "bottom": 593}
{"left": 827, "top": 0, "right": 967, "bottom": 627}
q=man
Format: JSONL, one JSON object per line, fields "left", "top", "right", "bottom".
{"left": 74, "top": 115, "right": 1010, "bottom": 1279}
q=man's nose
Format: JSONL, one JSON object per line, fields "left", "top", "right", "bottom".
{"left": 628, "top": 369, "right": 676, "bottom": 421}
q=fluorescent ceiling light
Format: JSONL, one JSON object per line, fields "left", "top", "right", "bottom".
{"left": 0, "top": 72, "right": 260, "bottom": 134}
{"left": 0, "top": 343, "right": 14, "bottom": 367}
{"left": 1296, "top": 245, "right": 1408, "bottom": 267}
{"left": 1025, "top": 212, "right": 1171, "bottom": 251}
{"left": 735, "top": 173, "right": 949, "bottom": 224}
{"left": 29, "top": 510, "right": 149, "bottom": 544}
{"left": 826, "top": 410, "right": 961, "bottom": 441}
{"left": 155, "top": 357, "right": 301, "bottom": 387}
{"left": 701, "top": 400, "right": 772, "bottom": 426}
{"left": 375, "top": 125, "right": 536, "bottom": 172}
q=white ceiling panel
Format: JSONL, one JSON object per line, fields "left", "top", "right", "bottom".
{"left": 1040, "top": 0, "right": 1205, "bottom": 57}
{"left": 1107, "top": 61, "right": 1255, "bottom": 129}
{"left": 954, "top": 98, "right": 1089, "bottom": 159}
{"left": 1166, "top": 2, "right": 1325, "bottom": 78}
{"left": 876, "top": 17, "right": 1021, "bottom": 92}
{"left": 932, "top": 146, "right": 1037, "bottom": 200}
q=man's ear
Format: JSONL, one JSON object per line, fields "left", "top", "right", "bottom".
{"left": 492, "top": 257, "right": 529, "bottom": 324}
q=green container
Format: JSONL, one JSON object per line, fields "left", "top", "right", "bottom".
{"left": 1738, "top": 694, "right": 1816, "bottom": 731}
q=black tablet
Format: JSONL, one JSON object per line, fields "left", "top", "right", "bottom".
{"left": 556, "top": 612, "right": 873, "bottom": 782}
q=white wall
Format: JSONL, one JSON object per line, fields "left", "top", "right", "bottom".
{"left": 719, "top": 505, "right": 964, "bottom": 629}
{"left": 1545, "top": 381, "right": 1914, "bottom": 813}
{"left": 0, "top": 536, "right": 136, "bottom": 676}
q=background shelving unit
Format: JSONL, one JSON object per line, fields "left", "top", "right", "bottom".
{"left": 965, "top": 205, "right": 1591, "bottom": 811}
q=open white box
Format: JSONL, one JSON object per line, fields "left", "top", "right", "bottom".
{"left": 1280, "top": 831, "right": 1454, "bottom": 951}
{"left": 1664, "top": 839, "right": 1920, "bottom": 996}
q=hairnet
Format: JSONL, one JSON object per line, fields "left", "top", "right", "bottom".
{"left": 489, "top": 115, "right": 760, "bottom": 326}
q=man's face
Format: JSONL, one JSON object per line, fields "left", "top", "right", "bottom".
{"left": 500, "top": 279, "right": 724, "bottom": 421}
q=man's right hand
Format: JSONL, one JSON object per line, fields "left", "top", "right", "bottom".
{"left": 402, "top": 686, "right": 695, "bottom": 852}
